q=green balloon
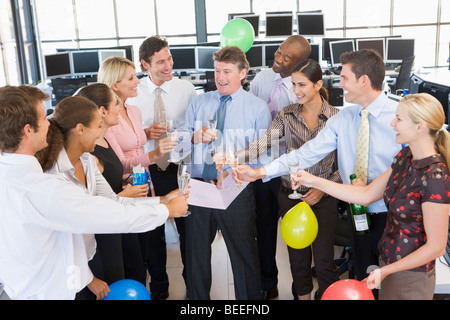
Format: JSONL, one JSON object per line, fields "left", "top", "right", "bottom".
{"left": 220, "top": 18, "right": 255, "bottom": 53}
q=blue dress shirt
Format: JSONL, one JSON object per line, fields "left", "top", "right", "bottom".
{"left": 177, "top": 87, "right": 271, "bottom": 179}
{"left": 264, "top": 92, "right": 403, "bottom": 213}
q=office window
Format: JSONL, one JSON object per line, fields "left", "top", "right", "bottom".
{"left": 393, "top": 0, "right": 439, "bottom": 25}
{"left": 116, "top": 0, "right": 156, "bottom": 38}
{"left": 438, "top": 25, "right": 449, "bottom": 67}
{"left": 205, "top": 0, "right": 251, "bottom": 36}
{"left": 442, "top": 0, "right": 450, "bottom": 23}
{"left": 298, "top": 0, "right": 344, "bottom": 29}
{"left": 35, "top": 0, "right": 76, "bottom": 41}
{"left": 75, "top": 0, "right": 116, "bottom": 39}
{"left": 0, "top": 48, "right": 5, "bottom": 86}
{"left": 156, "top": 0, "right": 196, "bottom": 36}
{"left": 345, "top": 27, "right": 390, "bottom": 39}
{"left": 346, "top": 0, "right": 390, "bottom": 28}
{"left": 393, "top": 26, "right": 437, "bottom": 68}
{"left": 252, "top": 0, "right": 297, "bottom": 15}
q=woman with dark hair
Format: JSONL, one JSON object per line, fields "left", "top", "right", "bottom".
{"left": 35, "top": 95, "right": 187, "bottom": 299}
{"left": 233, "top": 59, "right": 341, "bottom": 299}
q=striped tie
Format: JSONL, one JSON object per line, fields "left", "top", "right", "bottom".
{"left": 354, "top": 108, "right": 370, "bottom": 184}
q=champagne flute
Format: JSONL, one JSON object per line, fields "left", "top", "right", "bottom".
{"left": 287, "top": 151, "right": 302, "bottom": 199}
{"left": 166, "top": 119, "right": 177, "bottom": 162}
{"left": 226, "top": 145, "right": 241, "bottom": 190}
{"left": 213, "top": 144, "right": 225, "bottom": 190}
{"left": 177, "top": 163, "right": 191, "bottom": 217}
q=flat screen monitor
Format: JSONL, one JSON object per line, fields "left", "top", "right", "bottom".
{"left": 322, "top": 37, "right": 346, "bottom": 62}
{"left": 296, "top": 12, "right": 325, "bottom": 37}
{"left": 245, "top": 45, "right": 264, "bottom": 69}
{"left": 308, "top": 43, "right": 320, "bottom": 62}
{"left": 264, "top": 43, "right": 282, "bottom": 67}
{"left": 170, "top": 47, "right": 197, "bottom": 72}
{"left": 44, "top": 52, "right": 72, "bottom": 79}
{"left": 330, "top": 40, "right": 355, "bottom": 67}
{"left": 71, "top": 50, "right": 100, "bottom": 76}
{"left": 418, "top": 82, "right": 450, "bottom": 124}
{"left": 265, "top": 13, "right": 293, "bottom": 37}
{"left": 98, "top": 49, "right": 126, "bottom": 64}
{"left": 386, "top": 38, "right": 415, "bottom": 63}
{"left": 356, "top": 38, "right": 385, "bottom": 59}
{"left": 196, "top": 46, "right": 220, "bottom": 71}
{"left": 232, "top": 14, "right": 259, "bottom": 38}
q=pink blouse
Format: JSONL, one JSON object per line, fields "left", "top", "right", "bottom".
{"left": 105, "top": 103, "right": 152, "bottom": 178}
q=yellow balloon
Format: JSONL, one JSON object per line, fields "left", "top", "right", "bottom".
{"left": 280, "top": 202, "right": 318, "bottom": 249}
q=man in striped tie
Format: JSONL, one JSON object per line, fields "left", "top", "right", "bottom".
{"left": 237, "top": 49, "right": 403, "bottom": 295}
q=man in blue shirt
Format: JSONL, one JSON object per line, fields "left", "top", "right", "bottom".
{"left": 177, "top": 46, "right": 271, "bottom": 299}
{"left": 237, "top": 49, "right": 403, "bottom": 287}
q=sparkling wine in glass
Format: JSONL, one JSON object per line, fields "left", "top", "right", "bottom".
{"left": 177, "top": 163, "right": 191, "bottom": 217}
{"left": 287, "top": 152, "right": 302, "bottom": 199}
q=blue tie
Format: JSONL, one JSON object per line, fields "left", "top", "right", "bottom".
{"left": 202, "top": 95, "right": 230, "bottom": 182}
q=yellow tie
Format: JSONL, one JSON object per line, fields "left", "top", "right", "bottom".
{"left": 355, "top": 108, "right": 370, "bottom": 184}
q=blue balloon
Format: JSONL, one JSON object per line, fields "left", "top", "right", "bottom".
{"left": 102, "top": 279, "right": 151, "bottom": 300}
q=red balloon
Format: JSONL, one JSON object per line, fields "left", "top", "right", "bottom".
{"left": 321, "top": 279, "right": 375, "bottom": 300}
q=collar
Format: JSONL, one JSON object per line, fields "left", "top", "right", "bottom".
{"left": 272, "top": 72, "right": 292, "bottom": 88}
{"left": 54, "top": 147, "right": 90, "bottom": 175}
{"left": 0, "top": 152, "right": 43, "bottom": 172}
{"left": 363, "top": 92, "right": 388, "bottom": 119}
{"left": 288, "top": 98, "right": 333, "bottom": 120}
{"left": 214, "top": 87, "right": 244, "bottom": 103}
{"left": 403, "top": 146, "right": 446, "bottom": 170}
{"left": 146, "top": 77, "right": 172, "bottom": 95}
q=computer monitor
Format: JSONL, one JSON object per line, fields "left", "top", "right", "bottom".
{"left": 170, "top": 46, "right": 197, "bottom": 73}
{"left": 231, "top": 14, "right": 260, "bottom": 38}
{"left": 418, "top": 82, "right": 450, "bottom": 125}
{"left": 386, "top": 38, "right": 415, "bottom": 63}
{"left": 322, "top": 38, "right": 347, "bottom": 62}
{"left": 356, "top": 38, "right": 385, "bottom": 59}
{"left": 245, "top": 45, "right": 264, "bottom": 69}
{"left": 196, "top": 46, "right": 220, "bottom": 71}
{"left": 330, "top": 40, "right": 355, "bottom": 67}
{"left": 98, "top": 49, "right": 126, "bottom": 64}
{"left": 44, "top": 52, "right": 72, "bottom": 79}
{"left": 265, "top": 12, "right": 293, "bottom": 37}
{"left": 70, "top": 50, "right": 100, "bottom": 76}
{"left": 296, "top": 12, "right": 325, "bottom": 37}
{"left": 308, "top": 43, "right": 320, "bottom": 62}
{"left": 264, "top": 43, "right": 282, "bottom": 67}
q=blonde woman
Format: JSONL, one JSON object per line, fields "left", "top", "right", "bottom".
{"left": 293, "top": 93, "right": 450, "bottom": 300}
{"left": 97, "top": 56, "right": 175, "bottom": 181}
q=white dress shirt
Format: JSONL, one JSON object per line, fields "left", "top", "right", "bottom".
{"left": 126, "top": 76, "right": 197, "bottom": 153}
{"left": 0, "top": 152, "right": 168, "bottom": 300}
{"left": 249, "top": 68, "right": 298, "bottom": 113}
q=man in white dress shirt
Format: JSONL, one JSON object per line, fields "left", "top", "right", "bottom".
{"left": 248, "top": 35, "right": 311, "bottom": 299}
{"left": 0, "top": 85, "right": 188, "bottom": 300}
{"left": 126, "top": 36, "right": 197, "bottom": 299}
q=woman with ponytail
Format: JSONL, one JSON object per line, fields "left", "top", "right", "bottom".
{"left": 293, "top": 93, "right": 450, "bottom": 300}
{"left": 229, "top": 59, "right": 341, "bottom": 300}
{"left": 35, "top": 95, "right": 186, "bottom": 299}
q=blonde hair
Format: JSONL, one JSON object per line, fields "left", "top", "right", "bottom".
{"left": 97, "top": 56, "right": 135, "bottom": 103}
{"left": 401, "top": 93, "right": 450, "bottom": 167}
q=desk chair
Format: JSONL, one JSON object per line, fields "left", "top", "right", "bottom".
{"left": 333, "top": 201, "right": 355, "bottom": 279}
{"left": 395, "top": 55, "right": 415, "bottom": 91}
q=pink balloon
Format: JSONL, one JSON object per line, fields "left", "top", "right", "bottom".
{"left": 321, "top": 279, "right": 375, "bottom": 300}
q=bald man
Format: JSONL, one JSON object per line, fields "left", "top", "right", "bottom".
{"left": 248, "top": 35, "right": 311, "bottom": 300}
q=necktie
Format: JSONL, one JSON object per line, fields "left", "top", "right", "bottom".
{"left": 202, "top": 95, "right": 231, "bottom": 182}
{"left": 354, "top": 108, "right": 370, "bottom": 184}
{"left": 267, "top": 78, "right": 283, "bottom": 119}
{"left": 154, "top": 87, "right": 170, "bottom": 170}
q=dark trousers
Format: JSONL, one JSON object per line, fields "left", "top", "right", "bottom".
{"left": 254, "top": 178, "right": 281, "bottom": 291}
{"left": 350, "top": 210, "right": 387, "bottom": 281}
{"left": 185, "top": 183, "right": 261, "bottom": 300}
{"left": 143, "top": 163, "right": 186, "bottom": 293}
{"left": 278, "top": 187, "right": 339, "bottom": 298}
